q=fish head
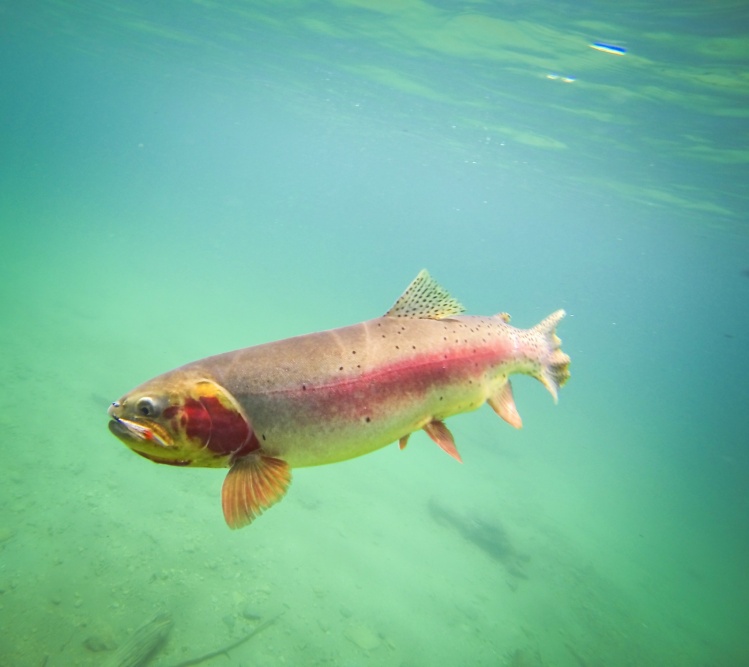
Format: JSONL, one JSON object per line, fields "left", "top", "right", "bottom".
{"left": 108, "top": 373, "right": 254, "bottom": 468}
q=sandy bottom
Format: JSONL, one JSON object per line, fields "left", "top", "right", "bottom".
{"left": 0, "top": 399, "right": 736, "bottom": 666}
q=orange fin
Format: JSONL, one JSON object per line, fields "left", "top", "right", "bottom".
{"left": 423, "top": 420, "right": 462, "bottom": 463}
{"left": 399, "top": 434, "right": 410, "bottom": 450}
{"left": 221, "top": 454, "right": 291, "bottom": 529}
{"left": 487, "top": 381, "right": 523, "bottom": 429}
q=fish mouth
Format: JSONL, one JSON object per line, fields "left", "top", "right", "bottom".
{"left": 108, "top": 416, "right": 172, "bottom": 449}
{"left": 108, "top": 418, "right": 192, "bottom": 466}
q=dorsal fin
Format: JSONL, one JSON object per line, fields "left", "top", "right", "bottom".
{"left": 385, "top": 270, "right": 465, "bottom": 320}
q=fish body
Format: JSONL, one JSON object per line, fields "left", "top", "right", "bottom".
{"left": 108, "top": 271, "right": 570, "bottom": 528}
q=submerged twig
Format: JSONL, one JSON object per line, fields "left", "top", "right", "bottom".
{"left": 167, "top": 611, "right": 285, "bottom": 667}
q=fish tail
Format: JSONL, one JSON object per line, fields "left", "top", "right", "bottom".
{"left": 530, "top": 309, "right": 570, "bottom": 403}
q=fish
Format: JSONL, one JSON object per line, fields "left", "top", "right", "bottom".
{"left": 108, "top": 270, "right": 570, "bottom": 529}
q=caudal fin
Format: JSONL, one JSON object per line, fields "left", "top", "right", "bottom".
{"left": 531, "top": 309, "right": 571, "bottom": 403}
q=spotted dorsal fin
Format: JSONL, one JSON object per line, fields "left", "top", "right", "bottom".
{"left": 385, "top": 269, "right": 465, "bottom": 320}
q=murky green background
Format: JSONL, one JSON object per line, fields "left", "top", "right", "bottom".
{"left": 1, "top": 1, "right": 747, "bottom": 665}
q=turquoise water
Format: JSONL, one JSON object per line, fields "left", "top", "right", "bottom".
{"left": 2, "top": 2, "right": 748, "bottom": 665}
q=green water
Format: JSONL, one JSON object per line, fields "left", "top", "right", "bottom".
{"left": 1, "top": 2, "right": 748, "bottom": 665}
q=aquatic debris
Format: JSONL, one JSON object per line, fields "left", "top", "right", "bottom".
{"left": 83, "top": 633, "right": 117, "bottom": 653}
{"left": 546, "top": 74, "right": 576, "bottom": 84}
{"left": 590, "top": 42, "right": 627, "bottom": 55}
{"left": 167, "top": 611, "right": 284, "bottom": 667}
{"left": 104, "top": 612, "right": 172, "bottom": 667}
{"left": 506, "top": 646, "right": 545, "bottom": 667}
{"left": 344, "top": 623, "right": 381, "bottom": 652}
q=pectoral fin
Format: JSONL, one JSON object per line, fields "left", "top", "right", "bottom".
{"left": 221, "top": 454, "right": 291, "bottom": 529}
{"left": 423, "top": 419, "right": 462, "bottom": 463}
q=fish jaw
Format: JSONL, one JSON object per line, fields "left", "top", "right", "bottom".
{"left": 107, "top": 404, "right": 170, "bottom": 446}
{"left": 107, "top": 375, "right": 258, "bottom": 468}
{"left": 107, "top": 405, "right": 192, "bottom": 465}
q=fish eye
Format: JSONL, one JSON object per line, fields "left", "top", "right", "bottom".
{"left": 136, "top": 397, "right": 161, "bottom": 418}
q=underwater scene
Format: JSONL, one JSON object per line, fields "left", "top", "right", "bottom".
{"left": 1, "top": 1, "right": 748, "bottom": 665}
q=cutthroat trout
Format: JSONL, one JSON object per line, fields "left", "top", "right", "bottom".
{"left": 108, "top": 270, "right": 570, "bottom": 529}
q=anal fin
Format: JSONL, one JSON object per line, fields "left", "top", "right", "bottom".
{"left": 423, "top": 420, "right": 462, "bottom": 463}
{"left": 399, "top": 434, "right": 410, "bottom": 450}
{"left": 221, "top": 454, "right": 291, "bottom": 529}
{"left": 487, "top": 381, "right": 523, "bottom": 429}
